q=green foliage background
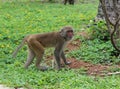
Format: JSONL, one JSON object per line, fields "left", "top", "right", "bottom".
{"left": 0, "top": 1, "right": 120, "bottom": 89}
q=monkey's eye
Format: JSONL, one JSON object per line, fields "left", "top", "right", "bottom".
{"left": 67, "top": 30, "right": 73, "bottom": 33}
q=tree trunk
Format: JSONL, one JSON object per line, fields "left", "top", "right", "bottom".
{"left": 96, "top": 0, "right": 120, "bottom": 23}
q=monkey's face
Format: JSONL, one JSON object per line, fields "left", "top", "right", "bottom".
{"left": 60, "top": 26, "right": 74, "bottom": 41}
{"left": 66, "top": 29, "right": 74, "bottom": 40}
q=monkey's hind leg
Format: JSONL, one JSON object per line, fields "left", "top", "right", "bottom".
{"left": 31, "top": 41, "right": 48, "bottom": 71}
{"left": 24, "top": 47, "right": 35, "bottom": 69}
{"left": 36, "top": 55, "right": 48, "bottom": 71}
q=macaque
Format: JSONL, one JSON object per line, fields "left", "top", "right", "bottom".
{"left": 12, "top": 26, "right": 74, "bottom": 71}
{"left": 64, "top": 0, "right": 74, "bottom": 5}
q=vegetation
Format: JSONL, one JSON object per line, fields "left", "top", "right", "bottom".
{"left": 76, "top": 20, "right": 120, "bottom": 64}
{"left": 0, "top": 1, "right": 120, "bottom": 89}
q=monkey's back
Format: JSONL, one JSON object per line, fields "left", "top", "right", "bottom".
{"left": 26, "top": 32, "right": 65, "bottom": 48}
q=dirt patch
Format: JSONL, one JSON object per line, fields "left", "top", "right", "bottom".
{"left": 68, "top": 58, "right": 120, "bottom": 76}
{"left": 64, "top": 58, "right": 111, "bottom": 76}
{"left": 45, "top": 57, "right": 120, "bottom": 76}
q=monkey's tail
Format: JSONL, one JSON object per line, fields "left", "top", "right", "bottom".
{"left": 12, "top": 37, "right": 27, "bottom": 58}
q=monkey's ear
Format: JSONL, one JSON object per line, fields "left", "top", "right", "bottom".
{"left": 59, "top": 29, "right": 65, "bottom": 37}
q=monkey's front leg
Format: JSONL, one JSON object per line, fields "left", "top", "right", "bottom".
{"left": 54, "top": 50, "right": 61, "bottom": 70}
{"left": 61, "top": 51, "right": 71, "bottom": 65}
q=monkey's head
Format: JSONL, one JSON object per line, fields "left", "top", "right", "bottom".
{"left": 60, "top": 26, "right": 74, "bottom": 41}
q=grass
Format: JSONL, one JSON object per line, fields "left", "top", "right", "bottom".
{"left": 0, "top": 1, "right": 120, "bottom": 89}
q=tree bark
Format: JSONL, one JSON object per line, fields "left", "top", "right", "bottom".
{"left": 96, "top": 0, "right": 120, "bottom": 23}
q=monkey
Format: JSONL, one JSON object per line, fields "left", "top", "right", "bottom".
{"left": 64, "top": 0, "right": 74, "bottom": 5}
{"left": 12, "top": 26, "right": 74, "bottom": 71}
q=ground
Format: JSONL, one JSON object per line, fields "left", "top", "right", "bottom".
{"left": 45, "top": 52, "right": 120, "bottom": 76}
{"left": 1, "top": 32, "right": 120, "bottom": 89}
